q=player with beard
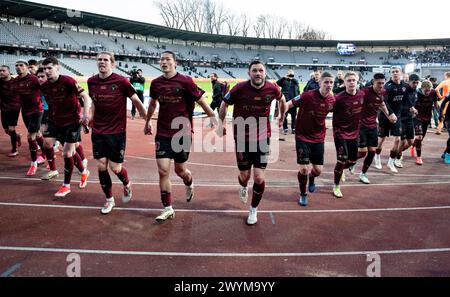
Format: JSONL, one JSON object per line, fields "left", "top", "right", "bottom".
{"left": 218, "top": 60, "right": 286, "bottom": 224}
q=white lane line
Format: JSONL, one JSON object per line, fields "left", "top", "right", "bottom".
{"left": 1, "top": 245, "right": 450, "bottom": 257}
{"left": 1, "top": 202, "right": 450, "bottom": 214}
{"left": 1, "top": 176, "right": 450, "bottom": 188}
{"left": 125, "top": 155, "right": 450, "bottom": 177}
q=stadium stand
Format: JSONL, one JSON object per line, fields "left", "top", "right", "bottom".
{"left": 0, "top": 0, "right": 449, "bottom": 80}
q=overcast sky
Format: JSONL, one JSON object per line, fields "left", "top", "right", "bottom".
{"left": 28, "top": 0, "right": 450, "bottom": 40}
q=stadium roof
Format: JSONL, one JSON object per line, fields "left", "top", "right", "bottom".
{"left": 2, "top": 0, "right": 450, "bottom": 47}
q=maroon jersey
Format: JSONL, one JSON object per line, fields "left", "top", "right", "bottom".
{"left": 41, "top": 75, "right": 84, "bottom": 127}
{"left": 15, "top": 74, "right": 43, "bottom": 116}
{"left": 0, "top": 78, "right": 21, "bottom": 111}
{"left": 360, "top": 87, "right": 385, "bottom": 129}
{"left": 150, "top": 73, "right": 204, "bottom": 138}
{"left": 88, "top": 73, "right": 136, "bottom": 134}
{"left": 223, "top": 80, "right": 282, "bottom": 141}
{"left": 415, "top": 89, "right": 438, "bottom": 122}
{"left": 332, "top": 90, "right": 364, "bottom": 139}
{"left": 293, "top": 89, "right": 335, "bottom": 143}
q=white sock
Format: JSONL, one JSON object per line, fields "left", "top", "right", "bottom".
{"left": 63, "top": 183, "right": 71, "bottom": 188}
{"left": 106, "top": 197, "right": 114, "bottom": 202}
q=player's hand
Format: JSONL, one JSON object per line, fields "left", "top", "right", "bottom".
{"left": 208, "top": 115, "right": 218, "bottom": 129}
{"left": 144, "top": 121, "right": 153, "bottom": 135}
{"left": 278, "top": 116, "right": 285, "bottom": 129}
{"left": 215, "top": 121, "right": 226, "bottom": 137}
{"left": 388, "top": 113, "right": 397, "bottom": 123}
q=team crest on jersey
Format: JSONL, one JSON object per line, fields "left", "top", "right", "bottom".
{"left": 402, "top": 87, "right": 406, "bottom": 92}
{"left": 174, "top": 88, "right": 181, "bottom": 95}
{"left": 265, "top": 95, "right": 271, "bottom": 103}
{"left": 111, "top": 84, "right": 118, "bottom": 91}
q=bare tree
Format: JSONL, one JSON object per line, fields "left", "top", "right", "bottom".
{"left": 203, "top": 0, "right": 215, "bottom": 34}
{"left": 253, "top": 15, "right": 266, "bottom": 38}
{"left": 225, "top": 12, "right": 240, "bottom": 36}
{"left": 186, "top": 0, "right": 205, "bottom": 32}
{"left": 240, "top": 13, "right": 251, "bottom": 37}
{"left": 154, "top": 0, "right": 176, "bottom": 28}
{"left": 212, "top": 2, "right": 227, "bottom": 34}
{"left": 153, "top": 0, "right": 330, "bottom": 40}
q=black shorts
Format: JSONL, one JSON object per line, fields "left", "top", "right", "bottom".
{"left": 92, "top": 132, "right": 126, "bottom": 163}
{"left": 41, "top": 110, "right": 49, "bottom": 125}
{"left": 235, "top": 139, "right": 270, "bottom": 171}
{"left": 413, "top": 119, "right": 430, "bottom": 137}
{"left": 44, "top": 121, "right": 81, "bottom": 144}
{"left": 378, "top": 115, "right": 401, "bottom": 137}
{"left": 401, "top": 118, "right": 415, "bottom": 140}
{"left": 1, "top": 110, "right": 20, "bottom": 129}
{"left": 358, "top": 127, "right": 378, "bottom": 148}
{"left": 155, "top": 135, "right": 191, "bottom": 164}
{"left": 296, "top": 140, "right": 325, "bottom": 165}
{"left": 22, "top": 112, "right": 43, "bottom": 134}
{"left": 334, "top": 138, "right": 358, "bottom": 162}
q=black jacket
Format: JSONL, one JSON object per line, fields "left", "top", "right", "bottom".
{"left": 276, "top": 77, "right": 299, "bottom": 100}
{"left": 212, "top": 80, "right": 224, "bottom": 102}
{"left": 303, "top": 79, "right": 320, "bottom": 92}
{"left": 333, "top": 78, "right": 345, "bottom": 94}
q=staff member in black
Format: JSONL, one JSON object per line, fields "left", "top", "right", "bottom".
{"left": 277, "top": 69, "right": 300, "bottom": 134}
{"left": 130, "top": 69, "right": 145, "bottom": 120}
{"left": 210, "top": 73, "right": 223, "bottom": 112}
